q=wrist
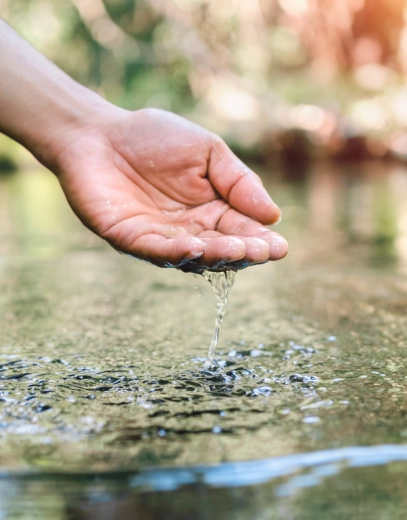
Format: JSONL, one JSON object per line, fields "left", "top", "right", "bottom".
{"left": 25, "top": 85, "right": 116, "bottom": 172}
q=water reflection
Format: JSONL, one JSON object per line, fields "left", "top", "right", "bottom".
{"left": 2, "top": 445, "right": 407, "bottom": 519}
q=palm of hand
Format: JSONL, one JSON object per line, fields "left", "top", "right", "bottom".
{"left": 57, "top": 109, "right": 287, "bottom": 271}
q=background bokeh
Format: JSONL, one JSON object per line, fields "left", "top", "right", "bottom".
{"left": 3, "top": 0, "right": 407, "bottom": 168}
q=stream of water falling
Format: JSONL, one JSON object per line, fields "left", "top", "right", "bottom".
{"left": 202, "top": 270, "right": 237, "bottom": 368}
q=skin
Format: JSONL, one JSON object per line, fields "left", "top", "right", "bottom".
{"left": 0, "top": 19, "right": 287, "bottom": 272}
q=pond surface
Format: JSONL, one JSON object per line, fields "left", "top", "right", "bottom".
{"left": 1, "top": 161, "right": 407, "bottom": 518}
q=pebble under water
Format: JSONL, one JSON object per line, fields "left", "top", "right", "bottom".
{"left": 2, "top": 164, "right": 407, "bottom": 518}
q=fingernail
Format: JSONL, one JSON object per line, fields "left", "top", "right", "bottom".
{"left": 274, "top": 213, "right": 282, "bottom": 225}
{"left": 226, "top": 237, "right": 246, "bottom": 250}
{"left": 271, "top": 235, "right": 288, "bottom": 255}
{"left": 187, "top": 238, "right": 205, "bottom": 259}
{"left": 187, "top": 250, "right": 204, "bottom": 260}
{"left": 250, "top": 237, "right": 270, "bottom": 250}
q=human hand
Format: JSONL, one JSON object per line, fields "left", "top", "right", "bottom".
{"left": 52, "top": 108, "right": 287, "bottom": 272}
{"left": 0, "top": 21, "right": 287, "bottom": 272}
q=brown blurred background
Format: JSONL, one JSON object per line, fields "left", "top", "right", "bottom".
{"left": 2, "top": 0, "right": 407, "bottom": 169}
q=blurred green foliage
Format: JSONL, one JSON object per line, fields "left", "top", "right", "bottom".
{"left": 3, "top": 0, "right": 196, "bottom": 112}
{"left": 3, "top": 0, "right": 407, "bottom": 161}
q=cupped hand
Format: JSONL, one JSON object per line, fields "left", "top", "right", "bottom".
{"left": 52, "top": 108, "right": 287, "bottom": 272}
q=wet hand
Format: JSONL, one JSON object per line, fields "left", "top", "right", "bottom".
{"left": 54, "top": 108, "right": 288, "bottom": 271}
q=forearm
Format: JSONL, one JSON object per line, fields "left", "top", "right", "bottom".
{"left": 0, "top": 19, "right": 111, "bottom": 168}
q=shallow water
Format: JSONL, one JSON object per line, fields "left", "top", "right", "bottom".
{"left": 1, "top": 162, "right": 407, "bottom": 517}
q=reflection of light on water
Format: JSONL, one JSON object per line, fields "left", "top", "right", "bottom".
{"left": 305, "top": 163, "right": 407, "bottom": 253}
{"left": 308, "top": 169, "right": 338, "bottom": 231}
{"left": 127, "top": 444, "right": 407, "bottom": 493}
{"left": 386, "top": 168, "right": 407, "bottom": 265}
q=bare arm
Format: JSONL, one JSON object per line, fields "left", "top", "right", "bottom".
{"left": 0, "top": 19, "right": 287, "bottom": 271}
{"left": 0, "top": 19, "right": 114, "bottom": 166}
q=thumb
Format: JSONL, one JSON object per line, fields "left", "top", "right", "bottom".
{"left": 207, "top": 136, "right": 281, "bottom": 225}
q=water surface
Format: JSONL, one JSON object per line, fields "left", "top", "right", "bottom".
{"left": 1, "top": 162, "right": 407, "bottom": 517}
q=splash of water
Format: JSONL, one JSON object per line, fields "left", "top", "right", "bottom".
{"left": 202, "top": 270, "right": 237, "bottom": 368}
